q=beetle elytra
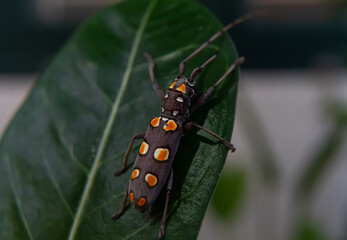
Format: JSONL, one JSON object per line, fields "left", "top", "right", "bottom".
{"left": 112, "top": 12, "right": 257, "bottom": 239}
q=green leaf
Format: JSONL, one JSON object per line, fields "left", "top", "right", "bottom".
{"left": 297, "top": 101, "right": 347, "bottom": 198}
{"left": 0, "top": 0, "right": 239, "bottom": 239}
{"left": 294, "top": 219, "right": 332, "bottom": 240}
{"left": 211, "top": 168, "right": 247, "bottom": 220}
{"left": 296, "top": 124, "right": 345, "bottom": 198}
{"left": 238, "top": 96, "right": 279, "bottom": 185}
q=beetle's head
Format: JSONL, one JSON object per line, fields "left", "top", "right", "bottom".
{"left": 167, "top": 76, "right": 198, "bottom": 98}
{"left": 168, "top": 54, "right": 217, "bottom": 98}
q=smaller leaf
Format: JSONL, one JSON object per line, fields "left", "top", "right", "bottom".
{"left": 297, "top": 109, "right": 347, "bottom": 198}
{"left": 238, "top": 95, "right": 279, "bottom": 185}
{"left": 324, "top": 101, "right": 347, "bottom": 126}
{"left": 294, "top": 219, "right": 331, "bottom": 240}
{"left": 211, "top": 167, "right": 246, "bottom": 219}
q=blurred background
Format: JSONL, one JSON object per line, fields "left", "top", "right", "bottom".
{"left": 1, "top": 0, "right": 346, "bottom": 239}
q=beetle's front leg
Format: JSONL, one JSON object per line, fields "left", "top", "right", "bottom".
{"left": 144, "top": 52, "right": 165, "bottom": 101}
{"left": 114, "top": 132, "right": 146, "bottom": 176}
{"left": 158, "top": 168, "right": 173, "bottom": 239}
{"left": 190, "top": 57, "right": 245, "bottom": 114}
{"left": 184, "top": 122, "right": 236, "bottom": 152}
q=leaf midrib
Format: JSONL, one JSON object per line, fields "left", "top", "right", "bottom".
{"left": 66, "top": 0, "right": 158, "bottom": 239}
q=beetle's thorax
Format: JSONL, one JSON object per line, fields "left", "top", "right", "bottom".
{"left": 161, "top": 77, "right": 197, "bottom": 122}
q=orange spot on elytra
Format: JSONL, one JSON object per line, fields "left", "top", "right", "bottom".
{"left": 155, "top": 149, "right": 169, "bottom": 161}
{"left": 150, "top": 117, "right": 160, "bottom": 127}
{"left": 145, "top": 173, "right": 158, "bottom": 187}
{"left": 164, "top": 120, "right": 177, "bottom": 131}
{"left": 129, "top": 192, "right": 134, "bottom": 203}
{"left": 158, "top": 151, "right": 167, "bottom": 160}
{"left": 169, "top": 82, "right": 176, "bottom": 89}
{"left": 139, "top": 144, "right": 145, "bottom": 154}
{"left": 139, "top": 141, "right": 149, "bottom": 155}
{"left": 176, "top": 84, "right": 186, "bottom": 94}
{"left": 138, "top": 197, "right": 146, "bottom": 207}
{"left": 131, "top": 169, "right": 140, "bottom": 180}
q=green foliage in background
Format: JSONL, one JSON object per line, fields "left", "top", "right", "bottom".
{"left": 0, "top": 0, "right": 240, "bottom": 239}
{"left": 210, "top": 97, "right": 347, "bottom": 239}
{"left": 297, "top": 101, "right": 347, "bottom": 198}
{"left": 294, "top": 219, "right": 331, "bottom": 240}
{"left": 211, "top": 168, "right": 246, "bottom": 220}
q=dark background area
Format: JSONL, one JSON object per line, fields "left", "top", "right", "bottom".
{"left": 1, "top": 0, "right": 346, "bottom": 73}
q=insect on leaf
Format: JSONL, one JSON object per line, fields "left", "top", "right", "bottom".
{"left": 0, "top": 0, "right": 239, "bottom": 239}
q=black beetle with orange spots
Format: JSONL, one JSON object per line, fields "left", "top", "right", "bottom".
{"left": 112, "top": 13, "right": 259, "bottom": 239}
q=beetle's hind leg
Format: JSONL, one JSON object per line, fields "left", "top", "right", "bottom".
{"left": 144, "top": 52, "right": 165, "bottom": 101}
{"left": 184, "top": 122, "right": 236, "bottom": 152}
{"left": 114, "top": 132, "right": 145, "bottom": 176}
{"left": 112, "top": 184, "right": 129, "bottom": 220}
{"left": 158, "top": 168, "right": 173, "bottom": 239}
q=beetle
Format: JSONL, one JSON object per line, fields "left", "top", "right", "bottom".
{"left": 112, "top": 13, "right": 256, "bottom": 239}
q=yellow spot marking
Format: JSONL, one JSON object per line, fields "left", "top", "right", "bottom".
{"left": 138, "top": 197, "right": 146, "bottom": 207}
{"left": 131, "top": 169, "right": 140, "bottom": 180}
{"left": 169, "top": 82, "right": 176, "bottom": 89}
{"left": 164, "top": 120, "right": 177, "bottom": 131}
{"left": 145, "top": 173, "right": 158, "bottom": 187}
{"left": 150, "top": 117, "right": 160, "bottom": 127}
{"left": 154, "top": 148, "right": 169, "bottom": 161}
{"left": 139, "top": 141, "right": 149, "bottom": 155}
{"left": 176, "top": 84, "right": 186, "bottom": 94}
{"left": 129, "top": 192, "right": 134, "bottom": 203}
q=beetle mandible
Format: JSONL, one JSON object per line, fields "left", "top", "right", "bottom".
{"left": 112, "top": 12, "right": 256, "bottom": 239}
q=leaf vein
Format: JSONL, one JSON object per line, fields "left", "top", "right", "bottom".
{"left": 75, "top": 61, "right": 113, "bottom": 106}
{"left": 43, "top": 158, "right": 75, "bottom": 218}
{"left": 81, "top": 192, "right": 124, "bottom": 221}
{"left": 67, "top": 0, "right": 158, "bottom": 239}
{"left": 4, "top": 156, "right": 34, "bottom": 240}
{"left": 100, "top": 142, "right": 141, "bottom": 167}
{"left": 132, "top": 44, "right": 220, "bottom": 72}
{"left": 41, "top": 88, "right": 89, "bottom": 174}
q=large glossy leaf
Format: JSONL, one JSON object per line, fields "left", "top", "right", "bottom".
{"left": 0, "top": 0, "right": 239, "bottom": 239}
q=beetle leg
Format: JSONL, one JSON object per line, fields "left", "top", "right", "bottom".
{"left": 158, "top": 168, "right": 173, "bottom": 239}
{"left": 114, "top": 132, "right": 146, "bottom": 176}
{"left": 144, "top": 52, "right": 165, "bottom": 101}
{"left": 184, "top": 122, "right": 236, "bottom": 152}
{"left": 111, "top": 184, "right": 129, "bottom": 220}
{"left": 190, "top": 57, "right": 245, "bottom": 114}
{"left": 189, "top": 55, "right": 216, "bottom": 81}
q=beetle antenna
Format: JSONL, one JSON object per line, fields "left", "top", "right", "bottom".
{"left": 179, "top": 10, "right": 267, "bottom": 76}
{"left": 189, "top": 55, "right": 217, "bottom": 81}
